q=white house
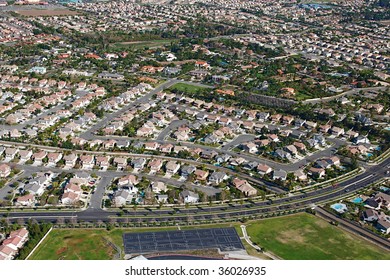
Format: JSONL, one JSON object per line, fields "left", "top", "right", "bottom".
{"left": 180, "top": 190, "right": 199, "bottom": 203}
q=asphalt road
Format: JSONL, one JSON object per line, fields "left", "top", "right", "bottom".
{"left": 90, "top": 176, "right": 111, "bottom": 210}
{"left": 0, "top": 138, "right": 286, "bottom": 194}
{"left": 89, "top": 134, "right": 345, "bottom": 173}
{"left": 80, "top": 79, "right": 179, "bottom": 140}
{"left": 0, "top": 170, "right": 31, "bottom": 201}
{"left": 4, "top": 157, "right": 389, "bottom": 225}
{"left": 157, "top": 119, "right": 188, "bottom": 141}
{"left": 221, "top": 134, "right": 256, "bottom": 151}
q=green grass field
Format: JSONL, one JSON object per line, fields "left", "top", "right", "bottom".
{"left": 246, "top": 213, "right": 390, "bottom": 260}
{"left": 169, "top": 83, "right": 211, "bottom": 94}
{"left": 30, "top": 214, "right": 390, "bottom": 260}
{"left": 29, "top": 224, "right": 238, "bottom": 260}
{"left": 113, "top": 39, "right": 177, "bottom": 50}
{"left": 30, "top": 229, "right": 118, "bottom": 260}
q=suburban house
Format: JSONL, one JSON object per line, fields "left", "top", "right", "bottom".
{"left": 285, "top": 145, "right": 298, "bottom": 156}
{"left": 174, "top": 130, "right": 190, "bottom": 141}
{"left": 293, "top": 142, "right": 307, "bottom": 152}
{"left": 194, "top": 169, "right": 209, "bottom": 181}
{"left": 374, "top": 192, "right": 390, "bottom": 210}
{"left": 64, "top": 153, "right": 78, "bottom": 168}
{"left": 114, "top": 190, "right": 133, "bottom": 207}
{"left": 315, "top": 159, "right": 332, "bottom": 169}
{"left": 180, "top": 190, "right": 199, "bottom": 203}
{"left": 116, "top": 139, "right": 130, "bottom": 149}
{"left": 312, "top": 134, "right": 326, "bottom": 146}
{"left": 376, "top": 216, "right": 390, "bottom": 234}
{"left": 113, "top": 157, "right": 127, "bottom": 169}
{"left": 305, "top": 121, "right": 317, "bottom": 129}
{"left": 144, "top": 142, "right": 160, "bottom": 151}
{"left": 216, "top": 154, "right": 231, "bottom": 164}
{"left": 309, "top": 167, "right": 326, "bottom": 179}
{"left": 95, "top": 156, "right": 110, "bottom": 169}
{"left": 32, "top": 151, "right": 47, "bottom": 165}
{"left": 353, "top": 135, "right": 370, "bottom": 145}
{"left": 232, "top": 178, "right": 257, "bottom": 197}
{"left": 118, "top": 175, "right": 139, "bottom": 187}
{"left": 0, "top": 245, "right": 17, "bottom": 260}
{"left": 326, "top": 156, "right": 341, "bottom": 166}
{"left": 0, "top": 228, "right": 28, "bottom": 260}
{"left": 71, "top": 172, "right": 91, "bottom": 186}
{"left": 361, "top": 209, "right": 379, "bottom": 222}
{"left": 150, "top": 181, "right": 168, "bottom": 193}
{"left": 15, "top": 194, "right": 35, "bottom": 207}
{"left": 47, "top": 152, "right": 62, "bottom": 164}
{"left": 201, "top": 150, "right": 218, "bottom": 159}
{"left": 132, "top": 158, "right": 147, "bottom": 170}
{"left": 148, "top": 159, "right": 163, "bottom": 173}
{"left": 267, "top": 134, "right": 279, "bottom": 142}
{"left": 181, "top": 165, "right": 196, "bottom": 177}
{"left": 18, "top": 150, "right": 32, "bottom": 162}
{"left": 208, "top": 172, "right": 228, "bottom": 185}
{"left": 294, "top": 169, "right": 308, "bottom": 181}
{"left": 160, "top": 144, "right": 174, "bottom": 154}
{"left": 257, "top": 164, "right": 272, "bottom": 176}
{"left": 0, "top": 163, "right": 11, "bottom": 178}
{"left": 80, "top": 155, "right": 94, "bottom": 170}
{"left": 273, "top": 169, "right": 287, "bottom": 181}
{"left": 364, "top": 198, "right": 380, "bottom": 210}
{"left": 62, "top": 183, "right": 82, "bottom": 205}
{"left": 24, "top": 180, "right": 46, "bottom": 197}
{"left": 331, "top": 126, "right": 345, "bottom": 137}
{"left": 165, "top": 161, "right": 180, "bottom": 175}
{"left": 319, "top": 124, "right": 331, "bottom": 134}
{"left": 275, "top": 149, "right": 292, "bottom": 160}
{"left": 5, "top": 148, "right": 18, "bottom": 160}
{"left": 241, "top": 142, "right": 258, "bottom": 154}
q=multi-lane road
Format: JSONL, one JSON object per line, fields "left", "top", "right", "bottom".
{"left": 4, "top": 157, "right": 389, "bottom": 225}
{"left": 0, "top": 77, "right": 388, "bottom": 249}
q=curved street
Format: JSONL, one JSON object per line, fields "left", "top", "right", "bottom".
{"left": 3, "top": 157, "right": 389, "bottom": 226}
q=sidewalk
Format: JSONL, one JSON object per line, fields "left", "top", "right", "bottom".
{"left": 240, "top": 225, "right": 281, "bottom": 260}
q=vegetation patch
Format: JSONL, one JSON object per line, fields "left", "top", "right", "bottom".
{"left": 30, "top": 224, "right": 244, "bottom": 260}
{"left": 246, "top": 213, "right": 390, "bottom": 260}
{"left": 30, "top": 229, "right": 117, "bottom": 260}
{"left": 169, "top": 83, "right": 212, "bottom": 95}
{"left": 16, "top": 9, "right": 80, "bottom": 17}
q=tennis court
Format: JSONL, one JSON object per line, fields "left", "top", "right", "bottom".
{"left": 123, "top": 227, "right": 244, "bottom": 254}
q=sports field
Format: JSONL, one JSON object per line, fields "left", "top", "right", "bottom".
{"left": 29, "top": 225, "right": 237, "bottom": 260}
{"left": 29, "top": 229, "right": 123, "bottom": 260}
{"left": 246, "top": 213, "right": 390, "bottom": 260}
{"left": 30, "top": 214, "right": 390, "bottom": 260}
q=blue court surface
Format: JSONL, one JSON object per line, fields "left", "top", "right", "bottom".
{"left": 123, "top": 227, "right": 244, "bottom": 254}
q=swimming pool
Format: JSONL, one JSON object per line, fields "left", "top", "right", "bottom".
{"left": 331, "top": 203, "right": 348, "bottom": 213}
{"left": 380, "top": 186, "right": 389, "bottom": 192}
{"left": 367, "top": 153, "right": 373, "bottom": 157}
{"left": 351, "top": 197, "right": 363, "bottom": 204}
